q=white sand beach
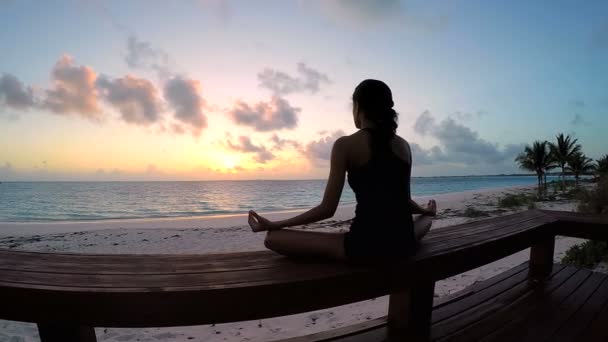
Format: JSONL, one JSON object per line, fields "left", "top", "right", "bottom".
{"left": 0, "top": 185, "right": 587, "bottom": 342}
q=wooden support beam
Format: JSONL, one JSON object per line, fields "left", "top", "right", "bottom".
{"left": 529, "top": 235, "right": 555, "bottom": 280}
{"left": 37, "top": 324, "right": 97, "bottom": 342}
{"left": 387, "top": 278, "right": 436, "bottom": 341}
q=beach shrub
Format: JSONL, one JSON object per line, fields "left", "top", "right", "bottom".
{"left": 463, "top": 207, "right": 488, "bottom": 218}
{"left": 562, "top": 241, "right": 608, "bottom": 268}
{"left": 561, "top": 179, "right": 608, "bottom": 268}
{"left": 577, "top": 178, "right": 608, "bottom": 214}
{"left": 497, "top": 193, "right": 535, "bottom": 209}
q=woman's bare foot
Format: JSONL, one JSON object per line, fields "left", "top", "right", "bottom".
{"left": 248, "top": 210, "right": 277, "bottom": 232}
{"left": 426, "top": 199, "right": 437, "bottom": 216}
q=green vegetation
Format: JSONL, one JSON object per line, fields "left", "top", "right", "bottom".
{"left": 549, "top": 133, "right": 582, "bottom": 189}
{"left": 516, "top": 133, "right": 598, "bottom": 197}
{"left": 577, "top": 178, "right": 608, "bottom": 214}
{"left": 562, "top": 241, "right": 608, "bottom": 268}
{"left": 566, "top": 152, "right": 595, "bottom": 185}
{"left": 597, "top": 155, "right": 608, "bottom": 178}
{"left": 515, "top": 141, "right": 555, "bottom": 191}
{"left": 561, "top": 178, "right": 608, "bottom": 267}
{"left": 497, "top": 193, "right": 537, "bottom": 209}
{"left": 514, "top": 133, "right": 607, "bottom": 268}
{"left": 463, "top": 207, "right": 489, "bottom": 218}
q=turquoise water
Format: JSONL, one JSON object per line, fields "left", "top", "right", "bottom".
{"left": 0, "top": 176, "right": 558, "bottom": 222}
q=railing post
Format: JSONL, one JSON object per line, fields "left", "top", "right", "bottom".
{"left": 529, "top": 235, "right": 555, "bottom": 280}
{"left": 388, "top": 278, "right": 436, "bottom": 341}
{"left": 37, "top": 324, "right": 97, "bottom": 342}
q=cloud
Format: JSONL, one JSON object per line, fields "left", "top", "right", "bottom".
{"left": 96, "top": 74, "right": 163, "bottom": 126}
{"left": 413, "top": 110, "right": 435, "bottom": 135}
{"left": 225, "top": 136, "right": 276, "bottom": 163}
{"left": 229, "top": 96, "right": 300, "bottom": 131}
{"left": 257, "top": 63, "right": 330, "bottom": 95}
{"left": 0, "top": 73, "right": 35, "bottom": 111}
{"left": 125, "top": 35, "right": 171, "bottom": 79}
{"left": 269, "top": 134, "right": 301, "bottom": 151}
{"left": 570, "top": 113, "right": 588, "bottom": 126}
{"left": 412, "top": 111, "right": 522, "bottom": 165}
{"left": 42, "top": 55, "right": 102, "bottom": 120}
{"left": 0, "top": 162, "right": 15, "bottom": 179}
{"left": 317, "top": 0, "right": 448, "bottom": 31}
{"left": 409, "top": 143, "right": 445, "bottom": 165}
{"left": 452, "top": 110, "right": 485, "bottom": 122}
{"left": 570, "top": 99, "right": 586, "bottom": 108}
{"left": 164, "top": 77, "right": 207, "bottom": 135}
{"left": 302, "top": 130, "right": 345, "bottom": 167}
{"left": 198, "top": 0, "right": 233, "bottom": 25}
{"left": 322, "top": 0, "right": 401, "bottom": 23}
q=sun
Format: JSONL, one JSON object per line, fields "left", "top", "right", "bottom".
{"left": 221, "top": 155, "right": 239, "bottom": 170}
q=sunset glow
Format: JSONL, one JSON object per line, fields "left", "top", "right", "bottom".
{"left": 1, "top": 1, "right": 607, "bottom": 181}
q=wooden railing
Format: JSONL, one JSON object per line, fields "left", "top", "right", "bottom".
{"left": 0, "top": 209, "right": 606, "bottom": 342}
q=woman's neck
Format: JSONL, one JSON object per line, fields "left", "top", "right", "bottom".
{"left": 359, "top": 118, "right": 377, "bottom": 130}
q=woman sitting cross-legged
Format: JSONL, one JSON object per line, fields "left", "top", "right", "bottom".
{"left": 248, "top": 79, "right": 436, "bottom": 263}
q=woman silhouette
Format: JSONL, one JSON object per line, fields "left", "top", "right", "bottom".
{"left": 248, "top": 79, "right": 436, "bottom": 262}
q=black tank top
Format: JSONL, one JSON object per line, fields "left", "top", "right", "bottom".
{"left": 345, "top": 128, "right": 416, "bottom": 259}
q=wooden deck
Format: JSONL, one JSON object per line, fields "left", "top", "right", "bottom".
{"left": 0, "top": 209, "right": 607, "bottom": 341}
{"left": 283, "top": 262, "right": 608, "bottom": 341}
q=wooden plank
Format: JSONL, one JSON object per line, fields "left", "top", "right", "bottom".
{"left": 514, "top": 272, "right": 606, "bottom": 342}
{"left": 432, "top": 263, "right": 533, "bottom": 324}
{"left": 432, "top": 262, "right": 529, "bottom": 310}
{"left": 0, "top": 270, "right": 395, "bottom": 327}
{"left": 423, "top": 210, "right": 550, "bottom": 244}
{"left": 551, "top": 274, "right": 608, "bottom": 341}
{"left": 419, "top": 214, "right": 554, "bottom": 256}
{"left": 37, "top": 324, "right": 97, "bottom": 342}
{"left": 415, "top": 219, "right": 554, "bottom": 281}
{"left": 449, "top": 266, "right": 590, "bottom": 341}
{"left": 0, "top": 260, "right": 374, "bottom": 289}
{"left": 433, "top": 265, "right": 577, "bottom": 341}
{"left": 578, "top": 281, "right": 608, "bottom": 341}
{"left": 0, "top": 250, "right": 288, "bottom": 273}
{"left": 479, "top": 269, "right": 598, "bottom": 341}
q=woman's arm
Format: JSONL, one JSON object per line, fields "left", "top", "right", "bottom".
{"left": 403, "top": 139, "right": 436, "bottom": 216}
{"left": 249, "top": 137, "right": 348, "bottom": 231}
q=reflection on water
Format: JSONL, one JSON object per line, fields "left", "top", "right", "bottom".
{"left": 0, "top": 176, "right": 561, "bottom": 222}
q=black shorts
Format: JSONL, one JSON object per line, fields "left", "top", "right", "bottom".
{"left": 343, "top": 227, "right": 416, "bottom": 264}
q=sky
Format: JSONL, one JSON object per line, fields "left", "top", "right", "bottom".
{"left": 0, "top": 0, "right": 606, "bottom": 181}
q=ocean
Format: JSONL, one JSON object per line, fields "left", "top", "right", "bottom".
{"left": 0, "top": 175, "right": 559, "bottom": 222}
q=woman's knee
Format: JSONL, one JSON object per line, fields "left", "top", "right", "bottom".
{"left": 414, "top": 215, "right": 433, "bottom": 240}
{"left": 264, "top": 230, "right": 278, "bottom": 250}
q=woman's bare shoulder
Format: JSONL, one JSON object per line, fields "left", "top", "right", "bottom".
{"left": 393, "top": 135, "right": 412, "bottom": 161}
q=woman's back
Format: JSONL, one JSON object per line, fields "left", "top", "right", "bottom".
{"left": 344, "top": 128, "right": 416, "bottom": 259}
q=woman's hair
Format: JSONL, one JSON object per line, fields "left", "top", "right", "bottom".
{"left": 352, "top": 79, "right": 398, "bottom": 137}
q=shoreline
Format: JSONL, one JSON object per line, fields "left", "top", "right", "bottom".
{"left": 0, "top": 184, "right": 533, "bottom": 237}
{"left": 0, "top": 183, "right": 587, "bottom": 342}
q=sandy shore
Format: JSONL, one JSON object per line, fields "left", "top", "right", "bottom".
{"left": 0, "top": 185, "right": 587, "bottom": 342}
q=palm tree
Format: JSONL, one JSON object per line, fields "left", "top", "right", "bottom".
{"left": 597, "top": 155, "right": 608, "bottom": 179}
{"left": 549, "top": 133, "right": 581, "bottom": 188}
{"left": 566, "top": 152, "right": 595, "bottom": 185}
{"left": 515, "top": 141, "right": 554, "bottom": 191}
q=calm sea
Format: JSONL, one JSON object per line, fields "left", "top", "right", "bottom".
{"left": 0, "top": 176, "right": 558, "bottom": 222}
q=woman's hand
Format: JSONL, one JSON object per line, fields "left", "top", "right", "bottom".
{"left": 248, "top": 210, "right": 278, "bottom": 232}
{"left": 425, "top": 200, "right": 437, "bottom": 216}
